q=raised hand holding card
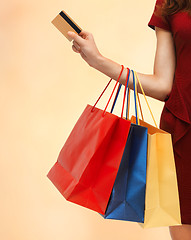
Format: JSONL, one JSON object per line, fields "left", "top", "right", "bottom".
{"left": 51, "top": 10, "right": 82, "bottom": 41}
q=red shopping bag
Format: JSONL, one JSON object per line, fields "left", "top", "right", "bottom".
{"left": 47, "top": 65, "right": 131, "bottom": 214}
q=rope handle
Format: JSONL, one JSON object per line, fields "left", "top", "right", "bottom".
{"left": 126, "top": 87, "right": 130, "bottom": 120}
{"left": 91, "top": 65, "right": 125, "bottom": 117}
{"left": 134, "top": 71, "right": 157, "bottom": 127}
{"left": 131, "top": 70, "right": 140, "bottom": 125}
{"left": 110, "top": 83, "right": 122, "bottom": 114}
{"left": 128, "top": 86, "right": 144, "bottom": 121}
{"left": 91, "top": 65, "right": 130, "bottom": 118}
{"left": 108, "top": 68, "right": 157, "bottom": 128}
{"left": 136, "top": 91, "right": 144, "bottom": 121}
{"left": 110, "top": 68, "right": 131, "bottom": 119}
{"left": 121, "top": 68, "right": 130, "bottom": 118}
{"left": 110, "top": 68, "right": 139, "bottom": 124}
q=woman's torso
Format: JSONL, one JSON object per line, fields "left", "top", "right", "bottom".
{"left": 165, "top": 10, "right": 191, "bottom": 123}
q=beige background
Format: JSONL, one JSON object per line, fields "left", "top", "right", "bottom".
{"left": 0, "top": 0, "right": 171, "bottom": 239}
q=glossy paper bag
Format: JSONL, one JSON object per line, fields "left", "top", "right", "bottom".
{"left": 101, "top": 69, "right": 148, "bottom": 222}
{"left": 47, "top": 65, "right": 131, "bottom": 214}
{"left": 133, "top": 71, "right": 181, "bottom": 228}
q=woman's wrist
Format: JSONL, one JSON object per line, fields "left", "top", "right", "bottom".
{"left": 91, "top": 54, "right": 106, "bottom": 70}
{"left": 92, "top": 54, "right": 127, "bottom": 85}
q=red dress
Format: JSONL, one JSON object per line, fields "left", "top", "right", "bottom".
{"left": 148, "top": 0, "right": 191, "bottom": 224}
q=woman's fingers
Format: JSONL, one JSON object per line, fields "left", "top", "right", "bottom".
{"left": 67, "top": 29, "right": 102, "bottom": 68}
{"left": 67, "top": 31, "right": 85, "bottom": 46}
{"left": 73, "top": 41, "right": 81, "bottom": 51}
{"left": 72, "top": 44, "right": 81, "bottom": 53}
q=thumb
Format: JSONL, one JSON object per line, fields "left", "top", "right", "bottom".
{"left": 67, "top": 31, "right": 85, "bottom": 46}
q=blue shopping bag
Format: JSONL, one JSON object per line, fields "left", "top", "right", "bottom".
{"left": 101, "top": 69, "right": 148, "bottom": 222}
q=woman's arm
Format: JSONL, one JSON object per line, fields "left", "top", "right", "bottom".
{"left": 67, "top": 27, "right": 176, "bottom": 101}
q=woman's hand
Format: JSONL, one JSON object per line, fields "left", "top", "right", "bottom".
{"left": 67, "top": 30, "right": 103, "bottom": 68}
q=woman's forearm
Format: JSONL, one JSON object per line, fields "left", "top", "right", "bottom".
{"left": 67, "top": 29, "right": 175, "bottom": 101}
{"left": 93, "top": 55, "right": 168, "bottom": 102}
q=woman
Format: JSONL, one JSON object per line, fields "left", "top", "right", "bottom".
{"left": 67, "top": 0, "right": 191, "bottom": 239}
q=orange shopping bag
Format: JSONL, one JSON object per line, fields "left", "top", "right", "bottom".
{"left": 132, "top": 70, "right": 181, "bottom": 228}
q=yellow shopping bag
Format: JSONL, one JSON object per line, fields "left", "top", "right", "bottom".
{"left": 130, "top": 71, "right": 182, "bottom": 228}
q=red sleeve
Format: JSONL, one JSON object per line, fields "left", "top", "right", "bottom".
{"left": 148, "top": 0, "right": 171, "bottom": 31}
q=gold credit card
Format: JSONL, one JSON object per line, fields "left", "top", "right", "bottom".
{"left": 51, "top": 10, "right": 82, "bottom": 41}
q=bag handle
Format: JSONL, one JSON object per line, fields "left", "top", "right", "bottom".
{"left": 131, "top": 70, "right": 140, "bottom": 125}
{"left": 108, "top": 68, "right": 156, "bottom": 127}
{"left": 126, "top": 70, "right": 144, "bottom": 122}
{"left": 126, "top": 76, "right": 144, "bottom": 121}
{"left": 128, "top": 70, "right": 157, "bottom": 127}
{"left": 110, "top": 83, "right": 122, "bottom": 114}
{"left": 110, "top": 68, "right": 131, "bottom": 118}
{"left": 136, "top": 90, "right": 144, "bottom": 121}
{"left": 110, "top": 83, "right": 131, "bottom": 120}
{"left": 128, "top": 88, "right": 144, "bottom": 122}
{"left": 91, "top": 65, "right": 130, "bottom": 118}
{"left": 110, "top": 68, "right": 139, "bottom": 124}
{"left": 134, "top": 71, "right": 157, "bottom": 127}
{"left": 126, "top": 87, "right": 131, "bottom": 120}
{"left": 91, "top": 65, "right": 124, "bottom": 117}
{"left": 121, "top": 67, "right": 130, "bottom": 118}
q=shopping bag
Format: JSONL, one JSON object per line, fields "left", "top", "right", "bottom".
{"left": 47, "top": 65, "right": 131, "bottom": 214}
{"left": 101, "top": 69, "right": 148, "bottom": 222}
{"left": 132, "top": 71, "right": 181, "bottom": 228}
